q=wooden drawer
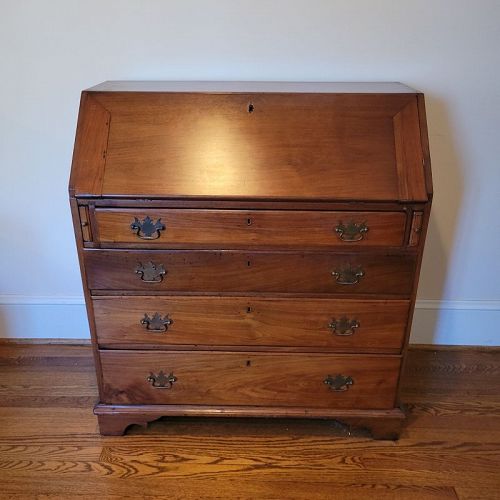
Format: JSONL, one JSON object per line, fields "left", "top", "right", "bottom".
{"left": 93, "top": 209, "right": 407, "bottom": 248}
{"left": 100, "top": 350, "right": 401, "bottom": 409}
{"left": 84, "top": 250, "right": 416, "bottom": 295}
{"left": 93, "top": 297, "right": 410, "bottom": 352}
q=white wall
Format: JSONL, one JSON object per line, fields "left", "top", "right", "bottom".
{"left": 1, "top": 0, "right": 499, "bottom": 344}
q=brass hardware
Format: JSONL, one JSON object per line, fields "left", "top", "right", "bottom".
{"left": 331, "top": 265, "right": 364, "bottom": 285}
{"left": 141, "top": 313, "right": 173, "bottom": 332}
{"left": 130, "top": 216, "right": 165, "bottom": 240}
{"left": 324, "top": 374, "right": 354, "bottom": 392}
{"left": 135, "top": 261, "right": 166, "bottom": 283}
{"left": 329, "top": 317, "right": 360, "bottom": 336}
{"left": 335, "top": 221, "right": 368, "bottom": 242}
{"left": 147, "top": 371, "right": 177, "bottom": 389}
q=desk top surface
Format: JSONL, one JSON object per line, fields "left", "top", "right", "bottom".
{"left": 87, "top": 81, "right": 419, "bottom": 94}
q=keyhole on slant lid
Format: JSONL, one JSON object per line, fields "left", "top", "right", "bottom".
{"left": 246, "top": 360, "right": 251, "bottom": 367}
{"left": 248, "top": 103, "right": 254, "bottom": 113}
{"left": 247, "top": 260, "right": 251, "bottom": 267}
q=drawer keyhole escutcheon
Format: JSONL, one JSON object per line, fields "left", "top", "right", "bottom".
{"left": 147, "top": 371, "right": 177, "bottom": 389}
{"left": 324, "top": 374, "right": 354, "bottom": 392}
{"left": 135, "top": 261, "right": 166, "bottom": 283}
{"left": 141, "top": 313, "right": 173, "bottom": 332}
{"left": 329, "top": 317, "right": 360, "bottom": 336}
{"left": 130, "top": 216, "right": 165, "bottom": 240}
{"left": 335, "top": 221, "right": 368, "bottom": 242}
{"left": 331, "top": 265, "right": 364, "bottom": 285}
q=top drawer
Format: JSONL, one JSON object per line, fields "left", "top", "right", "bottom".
{"left": 92, "top": 209, "right": 407, "bottom": 248}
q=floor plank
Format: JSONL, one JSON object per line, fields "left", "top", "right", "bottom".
{"left": 455, "top": 487, "right": 500, "bottom": 500}
{"left": 0, "top": 344, "right": 499, "bottom": 499}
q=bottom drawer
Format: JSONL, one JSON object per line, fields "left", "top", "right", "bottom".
{"left": 100, "top": 351, "right": 401, "bottom": 409}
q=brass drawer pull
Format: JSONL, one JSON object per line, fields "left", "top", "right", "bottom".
{"left": 130, "top": 216, "right": 165, "bottom": 240}
{"left": 141, "top": 313, "right": 173, "bottom": 332}
{"left": 147, "top": 371, "right": 177, "bottom": 389}
{"left": 331, "top": 266, "right": 364, "bottom": 285}
{"left": 324, "top": 374, "right": 354, "bottom": 392}
{"left": 135, "top": 261, "right": 166, "bottom": 283}
{"left": 329, "top": 317, "right": 359, "bottom": 336}
{"left": 335, "top": 221, "right": 368, "bottom": 242}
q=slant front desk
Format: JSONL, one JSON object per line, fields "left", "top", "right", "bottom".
{"left": 69, "top": 81, "right": 432, "bottom": 438}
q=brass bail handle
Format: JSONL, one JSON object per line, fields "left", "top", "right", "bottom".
{"left": 130, "top": 216, "right": 165, "bottom": 240}
{"left": 147, "top": 371, "right": 177, "bottom": 389}
{"left": 329, "top": 317, "right": 360, "bottom": 336}
{"left": 135, "top": 261, "right": 166, "bottom": 283}
{"left": 324, "top": 374, "right": 354, "bottom": 392}
{"left": 331, "top": 266, "right": 364, "bottom": 285}
{"left": 335, "top": 221, "right": 368, "bottom": 242}
{"left": 141, "top": 313, "right": 173, "bottom": 332}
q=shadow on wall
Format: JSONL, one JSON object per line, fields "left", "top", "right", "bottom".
{"left": 411, "top": 92, "right": 465, "bottom": 344}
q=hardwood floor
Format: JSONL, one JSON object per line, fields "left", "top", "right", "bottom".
{"left": 0, "top": 344, "right": 499, "bottom": 499}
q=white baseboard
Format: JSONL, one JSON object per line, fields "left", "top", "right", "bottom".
{"left": 0, "top": 296, "right": 499, "bottom": 345}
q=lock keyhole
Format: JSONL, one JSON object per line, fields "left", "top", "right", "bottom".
{"left": 248, "top": 103, "right": 254, "bottom": 113}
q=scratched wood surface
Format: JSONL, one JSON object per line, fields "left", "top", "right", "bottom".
{"left": 0, "top": 344, "right": 499, "bottom": 499}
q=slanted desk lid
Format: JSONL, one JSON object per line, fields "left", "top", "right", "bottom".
{"left": 69, "top": 82, "right": 431, "bottom": 201}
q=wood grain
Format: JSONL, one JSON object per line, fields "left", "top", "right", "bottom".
{"left": 416, "top": 93, "right": 434, "bottom": 198}
{"left": 409, "top": 211, "right": 423, "bottom": 246}
{"left": 93, "top": 296, "right": 409, "bottom": 352}
{"left": 393, "top": 100, "right": 427, "bottom": 201}
{"left": 85, "top": 92, "right": 423, "bottom": 201}
{"left": 94, "top": 209, "right": 407, "bottom": 248}
{"left": 99, "top": 350, "right": 401, "bottom": 408}
{"left": 68, "top": 94, "right": 110, "bottom": 197}
{"left": 86, "top": 198, "right": 425, "bottom": 211}
{"left": 0, "top": 345, "right": 498, "bottom": 498}
{"left": 70, "top": 84, "right": 432, "bottom": 447}
{"left": 78, "top": 205, "right": 92, "bottom": 242}
{"left": 94, "top": 405, "right": 406, "bottom": 438}
{"left": 84, "top": 249, "right": 416, "bottom": 295}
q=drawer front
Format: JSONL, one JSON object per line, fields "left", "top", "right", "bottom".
{"left": 84, "top": 250, "right": 416, "bottom": 295}
{"left": 93, "top": 297, "right": 410, "bottom": 351}
{"left": 94, "top": 209, "right": 407, "bottom": 248}
{"left": 100, "top": 350, "right": 401, "bottom": 409}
